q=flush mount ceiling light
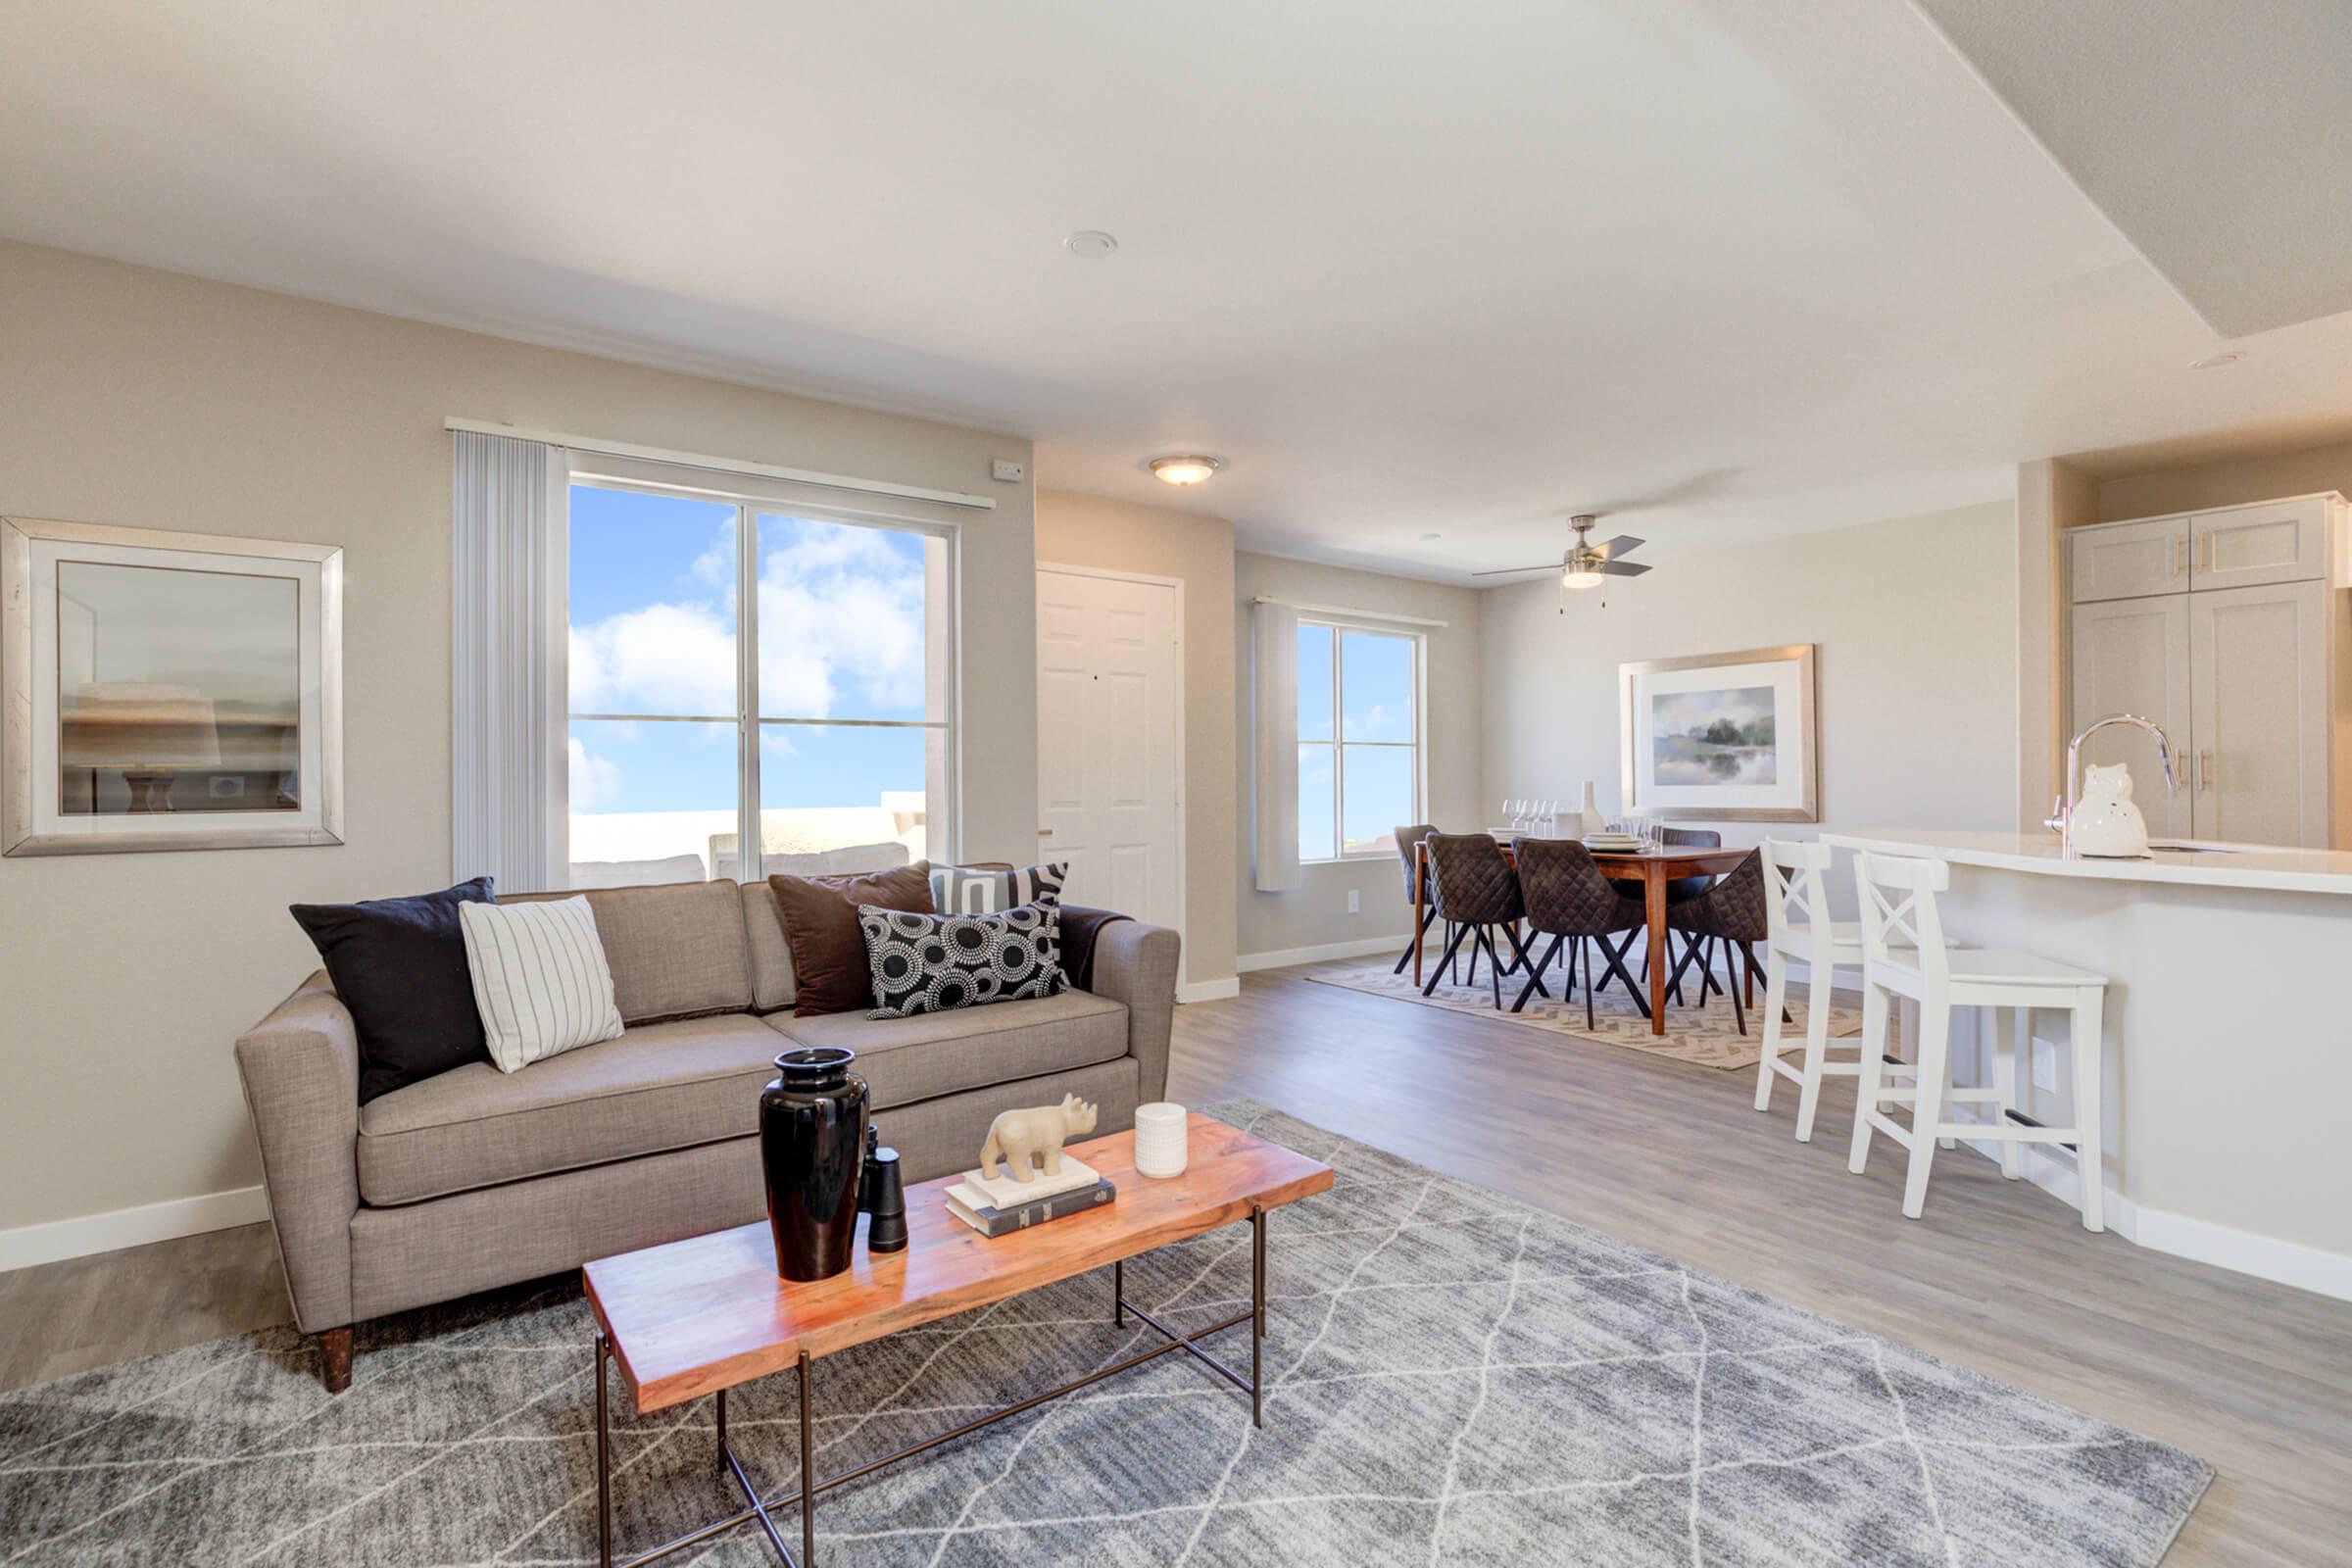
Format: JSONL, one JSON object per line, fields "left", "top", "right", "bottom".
{"left": 1064, "top": 230, "right": 1118, "bottom": 259}
{"left": 1150, "top": 454, "right": 1223, "bottom": 485}
{"left": 2187, "top": 350, "right": 2245, "bottom": 369}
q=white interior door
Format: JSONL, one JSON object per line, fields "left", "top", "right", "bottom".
{"left": 1036, "top": 567, "right": 1183, "bottom": 948}
{"left": 2188, "top": 579, "right": 2328, "bottom": 846}
{"left": 2069, "top": 595, "right": 2193, "bottom": 837}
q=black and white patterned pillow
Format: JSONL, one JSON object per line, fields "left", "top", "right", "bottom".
{"left": 928, "top": 861, "right": 1066, "bottom": 915}
{"left": 858, "top": 904, "right": 1065, "bottom": 1018}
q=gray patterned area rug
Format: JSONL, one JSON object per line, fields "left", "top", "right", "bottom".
{"left": 0, "top": 1102, "right": 2208, "bottom": 1566}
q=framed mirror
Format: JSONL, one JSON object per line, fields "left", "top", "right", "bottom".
{"left": 4, "top": 516, "right": 343, "bottom": 855}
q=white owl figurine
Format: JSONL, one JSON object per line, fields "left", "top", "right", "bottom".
{"left": 2071, "top": 761, "right": 2151, "bottom": 858}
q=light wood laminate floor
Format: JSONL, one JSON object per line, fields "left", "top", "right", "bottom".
{"left": 3, "top": 962, "right": 2345, "bottom": 1564}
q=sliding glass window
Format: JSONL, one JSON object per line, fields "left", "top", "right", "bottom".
{"left": 564, "top": 481, "right": 953, "bottom": 887}
{"left": 1297, "top": 621, "right": 1420, "bottom": 860}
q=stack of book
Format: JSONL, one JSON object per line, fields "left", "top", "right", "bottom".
{"left": 945, "top": 1157, "right": 1116, "bottom": 1238}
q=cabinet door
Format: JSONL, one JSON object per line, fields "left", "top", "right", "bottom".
{"left": 2069, "top": 596, "right": 2192, "bottom": 837}
{"left": 2070, "top": 515, "right": 2188, "bottom": 603}
{"left": 2187, "top": 579, "right": 2328, "bottom": 846}
{"left": 2190, "top": 497, "right": 2326, "bottom": 590}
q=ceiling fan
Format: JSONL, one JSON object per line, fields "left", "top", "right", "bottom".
{"left": 1472, "top": 514, "right": 1651, "bottom": 591}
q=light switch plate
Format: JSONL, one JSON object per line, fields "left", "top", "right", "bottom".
{"left": 1347, "top": 889, "right": 1360, "bottom": 914}
{"left": 991, "top": 458, "right": 1026, "bottom": 483}
{"left": 2032, "top": 1036, "right": 2059, "bottom": 1094}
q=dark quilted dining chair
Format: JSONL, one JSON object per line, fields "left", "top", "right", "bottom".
{"left": 1511, "top": 838, "right": 1651, "bottom": 1026}
{"left": 1390, "top": 823, "right": 1443, "bottom": 976}
{"left": 1421, "top": 833, "right": 1545, "bottom": 1009}
{"left": 1665, "top": 850, "right": 1768, "bottom": 1034}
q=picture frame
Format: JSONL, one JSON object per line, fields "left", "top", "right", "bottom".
{"left": 3, "top": 515, "right": 343, "bottom": 856}
{"left": 1618, "top": 643, "right": 1817, "bottom": 822}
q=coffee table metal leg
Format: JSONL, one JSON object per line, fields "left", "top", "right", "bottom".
{"left": 1113, "top": 1258, "right": 1125, "bottom": 1326}
{"left": 1250, "top": 1205, "right": 1266, "bottom": 1428}
{"left": 595, "top": 1334, "right": 612, "bottom": 1568}
{"left": 799, "top": 1351, "right": 815, "bottom": 1567}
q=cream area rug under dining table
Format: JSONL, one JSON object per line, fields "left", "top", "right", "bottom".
{"left": 1303, "top": 951, "right": 1867, "bottom": 1072}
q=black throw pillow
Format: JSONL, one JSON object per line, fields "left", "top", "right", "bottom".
{"left": 289, "top": 877, "right": 496, "bottom": 1102}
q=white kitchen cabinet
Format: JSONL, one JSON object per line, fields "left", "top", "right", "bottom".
{"left": 2069, "top": 596, "right": 2193, "bottom": 837}
{"left": 2186, "top": 580, "right": 2330, "bottom": 848}
{"left": 2062, "top": 492, "right": 2347, "bottom": 848}
{"left": 2190, "top": 496, "right": 2328, "bottom": 592}
{"left": 2069, "top": 514, "right": 2187, "bottom": 603}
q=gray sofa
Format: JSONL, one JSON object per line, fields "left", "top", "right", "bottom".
{"left": 234, "top": 878, "right": 1180, "bottom": 1390}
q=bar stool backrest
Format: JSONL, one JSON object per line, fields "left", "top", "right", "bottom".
{"left": 1761, "top": 839, "right": 1835, "bottom": 957}
{"left": 1853, "top": 851, "right": 1950, "bottom": 983}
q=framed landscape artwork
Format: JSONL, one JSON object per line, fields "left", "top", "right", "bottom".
{"left": 3, "top": 515, "right": 343, "bottom": 856}
{"left": 1618, "top": 643, "right": 1817, "bottom": 822}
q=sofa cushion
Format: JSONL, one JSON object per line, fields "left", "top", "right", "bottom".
{"left": 742, "top": 880, "right": 798, "bottom": 1013}
{"left": 770, "top": 990, "right": 1127, "bottom": 1112}
{"left": 356, "top": 1013, "right": 781, "bottom": 1205}
{"left": 770, "top": 862, "right": 935, "bottom": 1016}
{"left": 506, "top": 879, "right": 750, "bottom": 1023}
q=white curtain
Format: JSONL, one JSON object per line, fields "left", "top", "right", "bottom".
{"left": 1251, "top": 599, "right": 1301, "bottom": 892}
{"left": 451, "top": 430, "right": 564, "bottom": 894}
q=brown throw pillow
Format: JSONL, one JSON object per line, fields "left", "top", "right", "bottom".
{"left": 769, "top": 863, "right": 935, "bottom": 1015}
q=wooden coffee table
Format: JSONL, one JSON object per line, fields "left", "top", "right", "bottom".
{"left": 583, "top": 1113, "right": 1334, "bottom": 1567}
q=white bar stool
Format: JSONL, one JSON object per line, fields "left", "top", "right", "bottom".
{"left": 1847, "top": 852, "right": 2113, "bottom": 1230}
{"left": 1753, "top": 839, "right": 1911, "bottom": 1143}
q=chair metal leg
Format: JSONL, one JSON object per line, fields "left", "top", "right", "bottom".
{"left": 1475, "top": 927, "right": 1503, "bottom": 1008}
{"left": 1392, "top": 906, "right": 1436, "bottom": 975}
{"left": 1423, "top": 923, "right": 1471, "bottom": 997}
{"left": 1511, "top": 934, "right": 1564, "bottom": 1013}
{"left": 1501, "top": 923, "right": 1549, "bottom": 1002}
{"left": 1595, "top": 932, "right": 1651, "bottom": 1019}
{"left": 1725, "top": 945, "right": 1746, "bottom": 1035}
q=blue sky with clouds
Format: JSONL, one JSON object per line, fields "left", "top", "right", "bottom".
{"left": 566, "top": 485, "right": 932, "bottom": 815}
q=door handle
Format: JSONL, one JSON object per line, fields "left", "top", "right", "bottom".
{"left": 2171, "top": 534, "right": 2182, "bottom": 576}
{"left": 2198, "top": 532, "right": 2213, "bottom": 574}
{"left": 2198, "top": 750, "right": 2214, "bottom": 794}
{"left": 1038, "top": 828, "right": 1054, "bottom": 836}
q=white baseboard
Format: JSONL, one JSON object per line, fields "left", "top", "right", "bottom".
{"left": 1237, "top": 935, "right": 1405, "bottom": 973}
{"left": 1958, "top": 1135, "right": 2352, "bottom": 1302}
{"left": 0, "top": 1185, "right": 270, "bottom": 1274}
{"left": 1176, "top": 977, "right": 1242, "bottom": 1004}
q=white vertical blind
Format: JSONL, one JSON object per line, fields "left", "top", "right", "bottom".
{"left": 1251, "top": 599, "right": 1302, "bottom": 892}
{"left": 452, "top": 430, "right": 564, "bottom": 893}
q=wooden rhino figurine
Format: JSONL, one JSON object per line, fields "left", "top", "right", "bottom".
{"left": 978, "top": 1094, "right": 1100, "bottom": 1183}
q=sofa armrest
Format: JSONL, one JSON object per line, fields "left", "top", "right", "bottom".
{"left": 234, "top": 971, "right": 361, "bottom": 1334}
{"left": 1083, "top": 921, "right": 1180, "bottom": 1102}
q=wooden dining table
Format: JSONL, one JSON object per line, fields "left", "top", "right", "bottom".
{"left": 1412, "top": 838, "right": 1751, "bottom": 1034}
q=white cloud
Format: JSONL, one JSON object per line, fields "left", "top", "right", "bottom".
{"left": 568, "top": 518, "right": 932, "bottom": 731}
{"left": 569, "top": 602, "right": 736, "bottom": 716}
{"left": 567, "top": 737, "right": 622, "bottom": 809}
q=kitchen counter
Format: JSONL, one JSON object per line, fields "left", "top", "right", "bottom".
{"left": 1819, "top": 827, "right": 2352, "bottom": 1300}
{"left": 1824, "top": 828, "right": 2352, "bottom": 896}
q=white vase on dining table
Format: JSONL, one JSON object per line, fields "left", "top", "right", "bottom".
{"left": 1578, "top": 781, "right": 1606, "bottom": 838}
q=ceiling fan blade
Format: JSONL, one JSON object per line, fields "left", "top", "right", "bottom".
{"left": 1588, "top": 534, "right": 1645, "bottom": 561}
{"left": 1470, "top": 563, "right": 1567, "bottom": 577}
{"left": 1595, "top": 560, "right": 1652, "bottom": 577}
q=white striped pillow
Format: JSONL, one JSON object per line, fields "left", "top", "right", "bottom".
{"left": 459, "top": 897, "right": 625, "bottom": 1073}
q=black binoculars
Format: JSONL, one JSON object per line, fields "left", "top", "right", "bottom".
{"left": 858, "top": 1124, "right": 907, "bottom": 1253}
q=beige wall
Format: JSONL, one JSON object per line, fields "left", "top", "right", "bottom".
{"left": 1235, "top": 553, "right": 1485, "bottom": 962}
{"left": 0, "top": 240, "right": 1037, "bottom": 1241}
{"left": 2096, "top": 438, "right": 2352, "bottom": 520}
{"left": 1481, "top": 502, "right": 2021, "bottom": 873}
{"left": 2016, "top": 457, "right": 2099, "bottom": 827}
{"left": 1034, "top": 491, "right": 1239, "bottom": 988}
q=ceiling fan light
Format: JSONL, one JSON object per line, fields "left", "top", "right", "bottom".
{"left": 1150, "top": 454, "right": 1223, "bottom": 485}
{"left": 1562, "top": 565, "right": 1604, "bottom": 590}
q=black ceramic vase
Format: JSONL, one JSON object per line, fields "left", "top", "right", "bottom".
{"left": 760, "top": 1047, "right": 870, "bottom": 1282}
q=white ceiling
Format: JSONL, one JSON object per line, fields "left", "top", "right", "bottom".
{"left": 4, "top": 0, "right": 2350, "bottom": 582}
{"left": 1914, "top": 0, "right": 2352, "bottom": 340}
